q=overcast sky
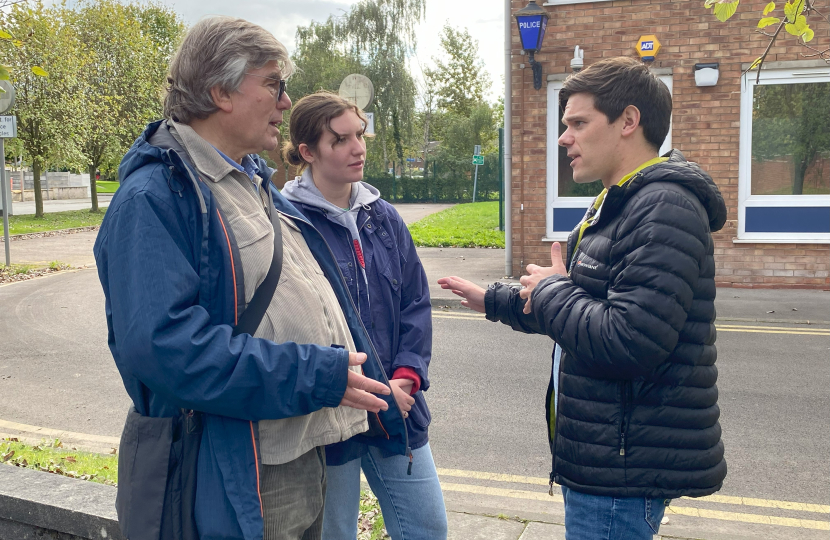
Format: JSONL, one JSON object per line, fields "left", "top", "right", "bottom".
{"left": 147, "top": 0, "right": 506, "bottom": 101}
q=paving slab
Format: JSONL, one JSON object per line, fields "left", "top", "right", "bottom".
{"left": 447, "top": 512, "right": 526, "bottom": 540}
{"left": 517, "top": 521, "right": 566, "bottom": 540}
{"left": 3, "top": 230, "right": 98, "bottom": 267}
{"left": 419, "top": 247, "right": 510, "bottom": 307}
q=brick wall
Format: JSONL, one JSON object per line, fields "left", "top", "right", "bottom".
{"left": 509, "top": 0, "right": 830, "bottom": 288}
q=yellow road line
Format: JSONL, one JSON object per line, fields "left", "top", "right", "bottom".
{"left": 442, "top": 482, "right": 829, "bottom": 531}
{"left": 432, "top": 312, "right": 830, "bottom": 336}
{"left": 717, "top": 324, "right": 828, "bottom": 332}
{"left": 436, "top": 468, "right": 830, "bottom": 515}
{"left": 442, "top": 481, "right": 563, "bottom": 503}
{"left": 717, "top": 328, "right": 829, "bottom": 336}
{"left": 666, "top": 505, "right": 830, "bottom": 531}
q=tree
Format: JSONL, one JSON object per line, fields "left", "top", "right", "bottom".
{"left": 430, "top": 24, "right": 491, "bottom": 117}
{"left": 705, "top": 0, "right": 829, "bottom": 79}
{"left": 1, "top": 1, "right": 84, "bottom": 217}
{"left": 0, "top": 0, "right": 49, "bottom": 85}
{"left": 72, "top": 0, "right": 183, "bottom": 212}
{"left": 331, "top": 0, "right": 424, "bottom": 172}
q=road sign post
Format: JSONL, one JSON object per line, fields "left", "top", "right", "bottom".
{"left": 472, "top": 146, "right": 483, "bottom": 203}
{"left": 0, "top": 81, "right": 16, "bottom": 267}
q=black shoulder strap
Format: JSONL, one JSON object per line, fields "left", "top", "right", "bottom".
{"left": 232, "top": 207, "right": 283, "bottom": 336}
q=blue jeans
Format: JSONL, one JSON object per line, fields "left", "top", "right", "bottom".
{"left": 322, "top": 443, "right": 447, "bottom": 540}
{"left": 561, "top": 486, "right": 668, "bottom": 540}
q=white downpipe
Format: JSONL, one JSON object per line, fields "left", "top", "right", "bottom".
{"left": 503, "top": 0, "right": 513, "bottom": 277}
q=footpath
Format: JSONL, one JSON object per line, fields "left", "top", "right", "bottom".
{"left": 2, "top": 200, "right": 828, "bottom": 540}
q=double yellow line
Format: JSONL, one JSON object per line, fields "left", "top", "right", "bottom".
{"left": 434, "top": 468, "right": 830, "bottom": 531}
{"left": 432, "top": 311, "right": 830, "bottom": 336}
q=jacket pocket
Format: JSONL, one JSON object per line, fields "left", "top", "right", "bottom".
{"left": 117, "top": 407, "right": 173, "bottom": 540}
{"left": 409, "top": 392, "right": 432, "bottom": 428}
{"left": 116, "top": 407, "right": 202, "bottom": 540}
{"left": 380, "top": 262, "right": 402, "bottom": 296}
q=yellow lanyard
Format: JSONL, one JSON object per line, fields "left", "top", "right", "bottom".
{"left": 569, "top": 157, "right": 669, "bottom": 266}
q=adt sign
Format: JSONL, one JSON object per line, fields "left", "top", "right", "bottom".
{"left": 636, "top": 35, "right": 661, "bottom": 61}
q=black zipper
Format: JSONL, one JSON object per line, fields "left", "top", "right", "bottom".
{"left": 274, "top": 207, "right": 411, "bottom": 466}
{"left": 619, "top": 381, "right": 631, "bottom": 456}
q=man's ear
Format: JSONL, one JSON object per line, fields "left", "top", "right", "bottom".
{"left": 619, "top": 105, "right": 642, "bottom": 138}
{"left": 210, "top": 85, "right": 233, "bottom": 114}
{"left": 298, "top": 143, "right": 315, "bottom": 164}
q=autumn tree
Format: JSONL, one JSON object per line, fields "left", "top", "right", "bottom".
{"left": 0, "top": 1, "right": 84, "bottom": 217}
{"left": 72, "top": 0, "right": 183, "bottom": 212}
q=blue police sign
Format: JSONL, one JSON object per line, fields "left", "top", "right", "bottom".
{"left": 514, "top": 1, "right": 548, "bottom": 53}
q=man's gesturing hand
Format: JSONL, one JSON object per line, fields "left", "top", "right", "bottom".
{"left": 340, "top": 353, "right": 391, "bottom": 413}
{"left": 519, "top": 242, "right": 568, "bottom": 314}
{"left": 437, "top": 276, "right": 486, "bottom": 313}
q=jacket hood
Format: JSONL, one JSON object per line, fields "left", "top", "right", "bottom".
{"left": 281, "top": 169, "right": 381, "bottom": 213}
{"left": 619, "top": 149, "right": 727, "bottom": 232}
{"left": 118, "top": 120, "right": 171, "bottom": 184}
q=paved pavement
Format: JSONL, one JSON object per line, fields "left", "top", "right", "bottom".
{"left": 2, "top": 200, "right": 829, "bottom": 539}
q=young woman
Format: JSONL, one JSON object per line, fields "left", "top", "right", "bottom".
{"left": 281, "top": 91, "right": 447, "bottom": 540}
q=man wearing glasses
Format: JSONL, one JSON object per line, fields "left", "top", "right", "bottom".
{"left": 94, "top": 16, "right": 404, "bottom": 540}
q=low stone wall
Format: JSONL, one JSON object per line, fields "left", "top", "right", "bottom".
{"left": 0, "top": 464, "right": 123, "bottom": 540}
{"left": 13, "top": 187, "right": 90, "bottom": 202}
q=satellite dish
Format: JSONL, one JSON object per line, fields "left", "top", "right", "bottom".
{"left": 0, "top": 81, "right": 15, "bottom": 114}
{"left": 338, "top": 74, "right": 374, "bottom": 110}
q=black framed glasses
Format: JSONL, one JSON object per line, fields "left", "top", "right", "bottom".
{"left": 245, "top": 73, "right": 286, "bottom": 102}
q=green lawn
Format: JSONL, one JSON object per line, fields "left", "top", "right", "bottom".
{"left": 95, "top": 181, "right": 120, "bottom": 194}
{"left": 7, "top": 208, "right": 106, "bottom": 235}
{"left": 409, "top": 202, "right": 505, "bottom": 248}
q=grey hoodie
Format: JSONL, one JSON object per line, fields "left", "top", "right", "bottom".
{"left": 282, "top": 169, "right": 381, "bottom": 291}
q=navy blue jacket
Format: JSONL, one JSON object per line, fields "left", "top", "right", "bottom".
{"left": 94, "top": 121, "right": 407, "bottom": 540}
{"left": 291, "top": 199, "right": 433, "bottom": 464}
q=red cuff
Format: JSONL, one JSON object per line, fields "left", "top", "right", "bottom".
{"left": 392, "top": 367, "right": 421, "bottom": 395}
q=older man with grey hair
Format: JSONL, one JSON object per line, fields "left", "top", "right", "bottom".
{"left": 94, "top": 16, "right": 409, "bottom": 540}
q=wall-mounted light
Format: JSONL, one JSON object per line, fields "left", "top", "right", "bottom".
{"left": 695, "top": 62, "right": 720, "bottom": 87}
{"left": 514, "top": 0, "right": 549, "bottom": 90}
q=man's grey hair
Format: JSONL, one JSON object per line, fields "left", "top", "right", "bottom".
{"left": 163, "top": 16, "right": 294, "bottom": 124}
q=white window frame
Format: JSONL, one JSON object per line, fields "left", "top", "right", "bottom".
{"left": 737, "top": 66, "right": 830, "bottom": 243}
{"left": 545, "top": 74, "right": 673, "bottom": 241}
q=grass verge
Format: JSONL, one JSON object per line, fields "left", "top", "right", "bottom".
{"left": 409, "top": 202, "right": 504, "bottom": 248}
{"left": 1, "top": 438, "right": 118, "bottom": 485}
{"left": 95, "top": 181, "right": 120, "bottom": 194}
{"left": 6, "top": 208, "right": 106, "bottom": 235}
{"left": 2, "top": 437, "right": 388, "bottom": 536}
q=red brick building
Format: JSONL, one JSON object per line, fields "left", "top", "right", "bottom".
{"left": 507, "top": 0, "right": 830, "bottom": 288}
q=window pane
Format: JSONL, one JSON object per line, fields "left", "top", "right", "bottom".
{"left": 556, "top": 105, "right": 604, "bottom": 198}
{"left": 751, "top": 82, "right": 830, "bottom": 196}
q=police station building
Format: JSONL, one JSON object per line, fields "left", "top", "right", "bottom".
{"left": 505, "top": 0, "right": 830, "bottom": 288}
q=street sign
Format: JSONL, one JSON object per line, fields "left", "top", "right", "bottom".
{"left": 472, "top": 155, "right": 484, "bottom": 165}
{"left": 474, "top": 145, "right": 481, "bottom": 155}
{"left": 636, "top": 35, "right": 661, "bottom": 61}
{"left": 0, "top": 116, "right": 16, "bottom": 138}
{"left": 363, "top": 112, "right": 374, "bottom": 135}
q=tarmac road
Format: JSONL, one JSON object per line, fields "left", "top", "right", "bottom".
{"left": 1, "top": 268, "right": 828, "bottom": 539}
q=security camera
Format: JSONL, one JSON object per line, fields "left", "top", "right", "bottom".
{"left": 571, "top": 46, "right": 584, "bottom": 72}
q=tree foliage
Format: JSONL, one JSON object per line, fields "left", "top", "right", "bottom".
{"left": 705, "top": 0, "right": 829, "bottom": 78}
{"left": 290, "top": 0, "right": 424, "bottom": 175}
{"left": 71, "top": 0, "right": 183, "bottom": 211}
{"left": 1, "top": 1, "right": 84, "bottom": 217}
{"left": 0, "top": 0, "right": 183, "bottom": 216}
{"left": 430, "top": 24, "right": 490, "bottom": 117}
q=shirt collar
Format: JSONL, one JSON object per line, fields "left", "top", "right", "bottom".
{"left": 212, "top": 146, "right": 260, "bottom": 181}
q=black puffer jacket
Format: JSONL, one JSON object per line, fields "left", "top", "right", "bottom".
{"left": 486, "top": 150, "right": 728, "bottom": 499}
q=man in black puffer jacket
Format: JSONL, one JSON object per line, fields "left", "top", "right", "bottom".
{"left": 439, "top": 57, "right": 728, "bottom": 540}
